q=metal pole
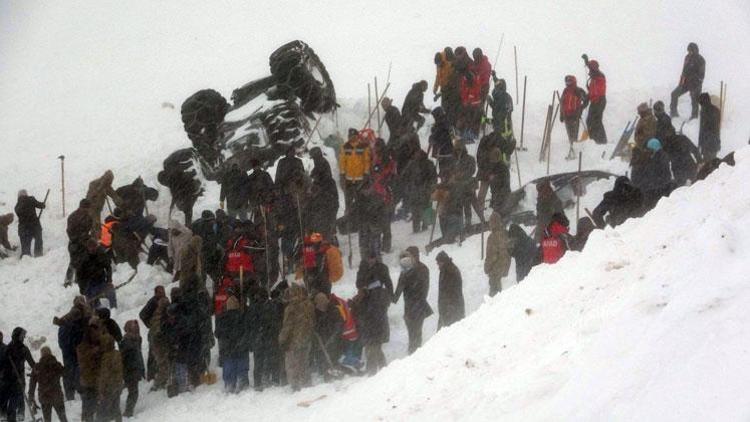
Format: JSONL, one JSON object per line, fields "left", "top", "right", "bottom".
{"left": 374, "top": 77, "right": 382, "bottom": 138}
{"left": 576, "top": 151, "right": 582, "bottom": 229}
{"left": 520, "top": 75, "right": 527, "bottom": 150}
{"left": 367, "top": 83, "right": 372, "bottom": 129}
{"left": 58, "top": 155, "right": 66, "bottom": 217}
{"left": 514, "top": 45, "right": 519, "bottom": 105}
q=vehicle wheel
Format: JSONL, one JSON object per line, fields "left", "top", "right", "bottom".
{"left": 180, "top": 89, "right": 230, "bottom": 155}
{"left": 269, "top": 40, "right": 336, "bottom": 114}
{"left": 261, "top": 100, "right": 307, "bottom": 148}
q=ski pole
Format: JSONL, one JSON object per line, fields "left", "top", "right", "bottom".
{"left": 260, "top": 205, "right": 272, "bottom": 293}
{"left": 576, "top": 152, "right": 582, "bottom": 228}
{"left": 58, "top": 155, "right": 66, "bottom": 217}
{"left": 367, "top": 83, "right": 372, "bottom": 129}
{"left": 375, "top": 77, "right": 382, "bottom": 138}
{"left": 295, "top": 193, "right": 309, "bottom": 291}
{"left": 361, "top": 83, "right": 391, "bottom": 128}
{"left": 520, "top": 75, "right": 527, "bottom": 150}
{"left": 37, "top": 188, "right": 51, "bottom": 220}
{"left": 514, "top": 46, "right": 519, "bottom": 105}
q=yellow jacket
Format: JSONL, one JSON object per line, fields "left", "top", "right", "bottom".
{"left": 339, "top": 139, "right": 371, "bottom": 181}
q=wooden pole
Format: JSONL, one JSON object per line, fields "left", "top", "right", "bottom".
{"left": 58, "top": 155, "right": 66, "bottom": 217}
{"left": 576, "top": 151, "right": 582, "bottom": 229}
{"left": 539, "top": 105, "right": 552, "bottom": 162}
{"left": 514, "top": 149, "right": 522, "bottom": 189}
{"left": 519, "top": 75, "right": 527, "bottom": 150}
{"left": 374, "top": 77, "right": 382, "bottom": 137}
{"left": 367, "top": 83, "right": 372, "bottom": 129}
{"left": 513, "top": 45, "right": 519, "bottom": 105}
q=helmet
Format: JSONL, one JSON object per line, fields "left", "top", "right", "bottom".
{"left": 588, "top": 60, "right": 599, "bottom": 71}
{"left": 646, "top": 138, "right": 662, "bottom": 152}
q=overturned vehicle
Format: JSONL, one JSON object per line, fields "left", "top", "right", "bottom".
{"left": 158, "top": 40, "right": 337, "bottom": 223}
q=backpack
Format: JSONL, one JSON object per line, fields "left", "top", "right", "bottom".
{"left": 325, "top": 245, "right": 344, "bottom": 283}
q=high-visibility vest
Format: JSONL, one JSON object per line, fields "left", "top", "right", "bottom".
{"left": 100, "top": 220, "right": 117, "bottom": 248}
{"left": 332, "top": 294, "right": 358, "bottom": 341}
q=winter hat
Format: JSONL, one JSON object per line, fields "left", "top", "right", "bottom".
{"left": 406, "top": 246, "right": 420, "bottom": 261}
{"left": 637, "top": 102, "right": 650, "bottom": 114}
{"left": 201, "top": 210, "right": 214, "bottom": 220}
{"left": 348, "top": 128, "right": 359, "bottom": 138}
{"left": 646, "top": 138, "right": 662, "bottom": 152}
{"left": 225, "top": 295, "right": 240, "bottom": 311}
{"left": 17, "top": 189, "right": 27, "bottom": 198}
{"left": 587, "top": 59, "right": 599, "bottom": 71}
{"left": 435, "top": 250, "right": 450, "bottom": 263}
{"left": 687, "top": 42, "right": 698, "bottom": 53}
{"left": 124, "top": 320, "right": 140, "bottom": 337}
{"left": 653, "top": 101, "right": 665, "bottom": 113}
{"left": 314, "top": 293, "right": 329, "bottom": 312}
{"left": 40, "top": 346, "right": 52, "bottom": 358}
{"left": 381, "top": 97, "right": 392, "bottom": 107}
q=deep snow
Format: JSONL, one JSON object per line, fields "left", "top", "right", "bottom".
{"left": 1, "top": 1, "right": 750, "bottom": 421}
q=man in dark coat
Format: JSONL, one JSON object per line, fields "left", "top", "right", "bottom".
{"left": 65, "top": 199, "right": 94, "bottom": 285}
{"left": 698, "top": 93, "right": 721, "bottom": 161}
{"left": 275, "top": 146, "right": 305, "bottom": 195}
{"left": 138, "top": 286, "right": 166, "bottom": 382}
{"left": 28, "top": 347, "right": 68, "bottom": 422}
{"left": 247, "top": 287, "right": 284, "bottom": 391}
{"left": 307, "top": 147, "right": 339, "bottom": 240}
{"left": 393, "top": 247, "right": 433, "bottom": 354}
{"left": 120, "top": 321, "right": 144, "bottom": 417}
{"left": 381, "top": 97, "right": 406, "bottom": 146}
{"left": 449, "top": 141, "right": 477, "bottom": 228}
{"left": 214, "top": 296, "right": 251, "bottom": 393}
{"left": 246, "top": 159, "right": 275, "bottom": 210}
{"left": 592, "top": 176, "right": 644, "bottom": 228}
{"left": 402, "top": 80, "right": 431, "bottom": 131}
{"left": 489, "top": 76, "right": 514, "bottom": 134}
{"left": 78, "top": 239, "right": 114, "bottom": 307}
{"left": 1, "top": 327, "right": 35, "bottom": 422}
{"left": 663, "top": 134, "right": 700, "bottom": 186}
{"left": 508, "top": 224, "right": 538, "bottom": 282}
{"left": 115, "top": 177, "right": 158, "bottom": 218}
{"left": 191, "top": 210, "right": 222, "bottom": 283}
{"left": 219, "top": 164, "right": 250, "bottom": 221}
{"left": 0, "top": 213, "right": 16, "bottom": 258}
{"left": 354, "top": 252, "right": 393, "bottom": 375}
{"left": 400, "top": 149, "right": 437, "bottom": 233}
{"left": 653, "top": 101, "right": 676, "bottom": 142}
{"left": 670, "top": 42, "right": 705, "bottom": 119}
{"left": 429, "top": 107, "right": 455, "bottom": 174}
{"left": 632, "top": 139, "right": 673, "bottom": 211}
{"left": 435, "top": 251, "right": 465, "bottom": 329}
{"left": 95, "top": 308, "right": 122, "bottom": 343}
{"left": 535, "top": 180, "right": 563, "bottom": 240}
{"left": 14, "top": 190, "right": 45, "bottom": 257}
{"left": 52, "top": 296, "right": 90, "bottom": 401}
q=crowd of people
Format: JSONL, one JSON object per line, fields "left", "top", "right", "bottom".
{"left": 0, "top": 41, "right": 734, "bottom": 421}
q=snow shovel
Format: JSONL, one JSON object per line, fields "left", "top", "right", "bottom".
{"left": 314, "top": 332, "right": 344, "bottom": 379}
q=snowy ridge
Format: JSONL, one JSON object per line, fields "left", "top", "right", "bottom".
{"left": 135, "top": 150, "right": 750, "bottom": 421}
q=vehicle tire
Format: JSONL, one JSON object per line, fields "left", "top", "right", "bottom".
{"left": 180, "top": 89, "right": 230, "bottom": 150}
{"left": 261, "top": 100, "right": 307, "bottom": 148}
{"left": 269, "top": 40, "right": 336, "bottom": 114}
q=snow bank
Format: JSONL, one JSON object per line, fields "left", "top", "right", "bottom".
{"left": 132, "top": 150, "right": 750, "bottom": 422}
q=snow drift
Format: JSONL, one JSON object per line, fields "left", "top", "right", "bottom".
{"left": 133, "top": 152, "right": 750, "bottom": 421}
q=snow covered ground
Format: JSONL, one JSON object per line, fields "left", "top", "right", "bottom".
{"left": 1, "top": 1, "right": 750, "bottom": 421}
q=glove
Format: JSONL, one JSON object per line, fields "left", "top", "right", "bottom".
{"left": 219, "top": 200, "right": 224, "bottom": 210}
{"left": 581, "top": 54, "right": 589, "bottom": 61}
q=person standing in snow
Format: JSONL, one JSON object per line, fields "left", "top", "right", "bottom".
{"left": 1, "top": 327, "right": 35, "bottom": 422}
{"left": 28, "top": 346, "right": 68, "bottom": 422}
{"left": 381, "top": 97, "right": 407, "bottom": 147}
{"left": 670, "top": 42, "right": 705, "bottom": 119}
{"left": 508, "top": 224, "right": 538, "bottom": 282}
{"left": 582, "top": 54, "right": 608, "bottom": 144}
{"left": 95, "top": 334, "right": 122, "bottom": 422}
{"left": 470, "top": 48, "right": 492, "bottom": 104}
{"left": 138, "top": 286, "right": 165, "bottom": 382}
{"left": 484, "top": 212, "right": 512, "bottom": 297}
{"left": 653, "top": 101, "right": 676, "bottom": 143}
{"left": 85, "top": 170, "right": 122, "bottom": 235}
{"left": 354, "top": 252, "right": 393, "bottom": 375}
{"left": 535, "top": 180, "right": 563, "bottom": 241}
{"left": 278, "top": 283, "right": 315, "bottom": 391}
{"left": 215, "top": 295, "right": 251, "bottom": 393}
{"left": 435, "top": 251, "right": 465, "bottom": 329}
{"left": 14, "top": 189, "right": 45, "bottom": 257}
{"left": 402, "top": 80, "right": 431, "bottom": 132}
{"left": 428, "top": 107, "right": 455, "bottom": 174}
{"left": 119, "top": 320, "right": 144, "bottom": 417}
{"left": 489, "top": 76, "right": 513, "bottom": 134}
{"left": 634, "top": 103, "right": 657, "bottom": 150}
{"left": 393, "top": 247, "right": 433, "bottom": 354}
{"left": 340, "top": 128, "right": 372, "bottom": 215}
{"left": 65, "top": 199, "right": 94, "bottom": 285}
{"left": 79, "top": 239, "right": 115, "bottom": 307}
{"left": 560, "top": 75, "right": 588, "bottom": 147}
{"left": 307, "top": 147, "right": 339, "bottom": 241}
{"left": 698, "top": 92, "right": 721, "bottom": 161}
{"left": 433, "top": 48, "right": 459, "bottom": 125}
{"left": 632, "top": 139, "right": 673, "bottom": 211}
{"left": 219, "top": 163, "right": 250, "bottom": 221}
{"left": 77, "top": 321, "right": 102, "bottom": 422}
{"left": 540, "top": 212, "right": 571, "bottom": 264}
{"left": 52, "top": 295, "right": 91, "bottom": 401}
{"left": 400, "top": 149, "right": 438, "bottom": 233}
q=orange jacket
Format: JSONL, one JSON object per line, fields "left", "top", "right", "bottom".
{"left": 434, "top": 52, "right": 455, "bottom": 93}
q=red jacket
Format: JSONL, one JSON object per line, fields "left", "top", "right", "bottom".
{"left": 224, "top": 236, "right": 254, "bottom": 274}
{"left": 214, "top": 276, "right": 234, "bottom": 315}
{"left": 587, "top": 73, "right": 606, "bottom": 103}
{"left": 469, "top": 55, "right": 492, "bottom": 89}
{"left": 561, "top": 79, "right": 587, "bottom": 118}
{"left": 331, "top": 294, "right": 358, "bottom": 341}
{"left": 460, "top": 74, "right": 482, "bottom": 107}
{"left": 541, "top": 221, "right": 569, "bottom": 264}
{"left": 372, "top": 156, "right": 396, "bottom": 205}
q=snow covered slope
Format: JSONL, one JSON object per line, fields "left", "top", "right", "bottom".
{"left": 135, "top": 149, "right": 750, "bottom": 422}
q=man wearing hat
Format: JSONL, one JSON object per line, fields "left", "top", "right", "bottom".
{"left": 393, "top": 246, "right": 433, "bottom": 354}
{"left": 435, "top": 251, "right": 465, "bottom": 329}
{"left": 354, "top": 251, "right": 393, "bottom": 374}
